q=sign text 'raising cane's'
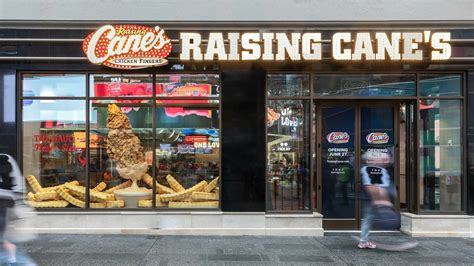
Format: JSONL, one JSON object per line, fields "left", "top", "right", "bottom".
{"left": 83, "top": 25, "right": 172, "bottom": 69}
{"left": 83, "top": 25, "right": 453, "bottom": 69}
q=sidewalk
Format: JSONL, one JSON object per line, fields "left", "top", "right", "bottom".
{"left": 17, "top": 233, "right": 474, "bottom": 265}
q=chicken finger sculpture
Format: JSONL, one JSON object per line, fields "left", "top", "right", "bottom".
{"left": 106, "top": 104, "right": 149, "bottom": 190}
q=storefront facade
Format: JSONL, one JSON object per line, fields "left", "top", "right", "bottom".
{"left": 1, "top": 1, "right": 474, "bottom": 236}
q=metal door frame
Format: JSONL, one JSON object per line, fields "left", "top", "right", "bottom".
{"left": 316, "top": 100, "right": 400, "bottom": 230}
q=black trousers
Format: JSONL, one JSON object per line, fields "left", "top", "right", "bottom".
{"left": 0, "top": 199, "right": 14, "bottom": 242}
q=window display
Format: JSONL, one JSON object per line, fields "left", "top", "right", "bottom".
{"left": 89, "top": 101, "right": 153, "bottom": 208}
{"left": 21, "top": 73, "right": 220, "bottom": 209}
{"left": 22, "top": 99, "right": 87, "bottom": 208}
{"left": 154, "top": 75, "right": 220, "bottom": 208}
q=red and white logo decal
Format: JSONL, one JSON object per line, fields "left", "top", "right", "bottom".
{"left": 366, "top": 132, "right": 389, "bottom": 144}
{"left": 326, "top": 132, "right": 350, "bottom": 144}
{"left": 83, "top": 25, "right": 172, "bottom": 69}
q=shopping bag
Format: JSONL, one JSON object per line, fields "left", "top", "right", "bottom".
{"left": 373, "top": 204, "right": 400, "bottom": 230}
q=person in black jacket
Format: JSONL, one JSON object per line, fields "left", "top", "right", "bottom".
{"left": 0, "top": 155, "right": 17, "bottom": 263}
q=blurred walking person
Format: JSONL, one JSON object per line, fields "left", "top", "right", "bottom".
{"left": 0, "top": 154, "right": 37, "bottom": 265}
{"left": 358, "top": 151, "right": 393, "bottom": 249}
{"left": 0, "top": 154, "right": 19, "bottom": 263}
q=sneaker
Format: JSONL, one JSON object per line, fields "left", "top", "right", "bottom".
{"left": 358, "top": 241, "right": 377, "bottom": 249}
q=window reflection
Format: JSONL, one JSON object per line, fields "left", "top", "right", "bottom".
{"left": 90, "top": 74, "right": 153, "bottom": 97}
{"left": 266, "top": 100, "right": 310, "bottom": 211}
{"left": 419, "top": 99, "right": 462, "bottom": 211}
{"left": 313, "top": 74, "right": 415, "bottom": 96}
{"left": 267, "top": 74, "right": 310, "bottom": 97}
{"left": 155, "top": 105, "right": 220, "bottom": 209}
{"left": 156, "top": 74, "right": 220, "bottom": 97}
{"left": 22, "top": 100, "right": 86, "bottom": 208}
{"left": 23, "top": 74, "right": 86, "bottom": 97}
{"left": 420, "top": 74, "right": 462, "bottom": 97}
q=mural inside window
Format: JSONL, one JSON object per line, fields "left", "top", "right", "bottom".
{"left": 21, "top": 74, "right": 220, "bottom": 209}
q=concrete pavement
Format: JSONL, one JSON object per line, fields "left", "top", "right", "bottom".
{"left": 16, "top": 233, "right": 474, "bottom": 265}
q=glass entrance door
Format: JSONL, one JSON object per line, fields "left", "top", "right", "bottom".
{"left": 320, "top": 106, "right": 357, "bottom": 228}
{"left": 319, "top": 103, "right": 397, "bottom": 229}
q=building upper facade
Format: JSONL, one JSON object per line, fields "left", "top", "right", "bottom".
{"left": 0, "top": 0, "right": 473, "bottom": 23}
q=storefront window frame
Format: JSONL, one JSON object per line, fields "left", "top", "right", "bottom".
{"left": 266, "top": 71, "right": 466, "bottom": 215}
{"left": 18, "top": 70, "right": 222, "bottom": 211}
{"left": 266, "top": 72, "right": 313, "bottom": 213}
{"left": 415, "top": 72, "right": 466, "bottom": 214}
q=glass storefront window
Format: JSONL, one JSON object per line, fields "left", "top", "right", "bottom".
{"left": 313, "top": 74, "right": 416, "bottom": 96}
{"left": 267, "top": 74, "right": 310, "bottom": 97}
{"left": 419, "top": 74, "right": 462, "bottom": 97}
{"left": 22, "top": 74, "right": 86, "bottom": 97}
{"left": 156, "top": 74, "right": 220, "bottom": 97}
{"left": 155, "top": 102, "right": 220, "bottom": 209}
{"left": 22, "top": 73, "right": 220, "bottom": 210}
{"left": 266, "top": 100, "right": 310, "bottom": 211}
{"left": 419, "top": 99, "right": 462, "bottom": 212}
{"left": 90, "top": 74, "right": 153, "bottom": 97}
{"left": 22, "top": 100, "right": 86, "bottom": 208}
{"left": 89, "top": 101, "right": 153, "bottom": 209}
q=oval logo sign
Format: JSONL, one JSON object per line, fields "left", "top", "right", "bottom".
{"left": 83, "top": 25, "right": 172, "bottom": 69}
{"left": 327, "top": 132, "right": 350, "bottom": 144}
{"left": 366, "top": 132, "right": 389, "bottom": 144}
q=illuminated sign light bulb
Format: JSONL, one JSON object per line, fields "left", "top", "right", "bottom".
{"left": 241, "top": 33, "right": 261, "bottom": 60}
{"left": 276, "top": 33, "right": 301, "bottom": 61}
{"left": 352, "top": 32, "right": 375, "bottom": 60}
{"left": 332, "top": 32, "right": 351, "bottom": 60}
{"left": 302, "top": 33, "right": 322, "bottom": 60}
{"left": 262, "top": 33, "right": 275, "bottom": 60}
{"left": 402, "top": 32, "right": 423, "bottom": 60}
{"left": 180, "top": 32, "right": 203, "bottom": 60}
{"left": 204, "top": 33, "right": 227, "bottom": 60}
{"left": 375, "top": 32, "right": 401, "bottom": 60}
{"left": 227, "top": 32, "right": 240, "bottom": 60}
{"left": 431, "top": 32, "right": 451, "bottom": 60}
